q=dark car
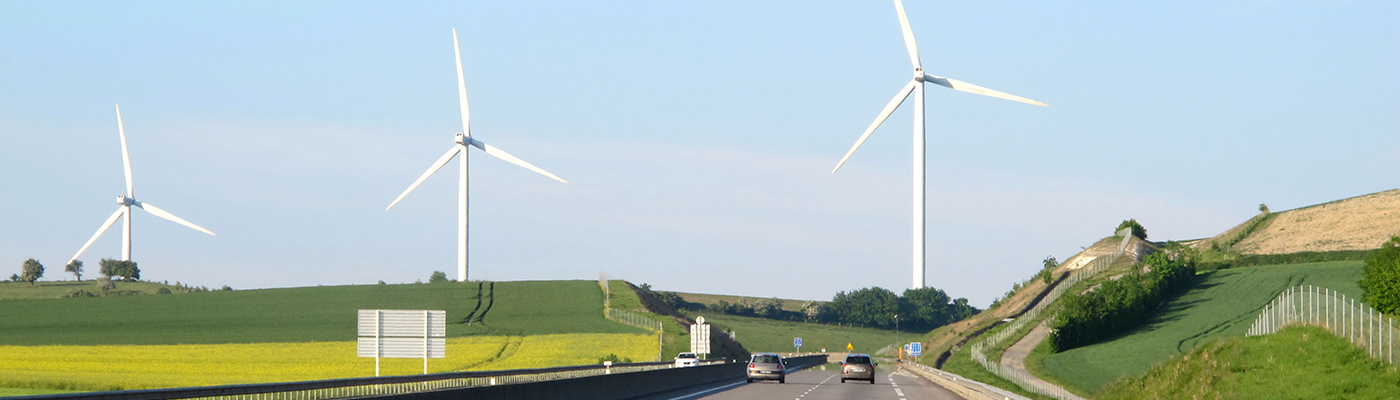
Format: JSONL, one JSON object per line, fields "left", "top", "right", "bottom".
{"left": 746, "top": 353, "right": 786, "bottom": 383}
{"left": 840, "top": 353, "right": 876, "bottom": 383}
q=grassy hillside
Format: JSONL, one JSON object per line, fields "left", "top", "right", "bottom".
{"left": 0, "top": 280, "right": 188, "bottom": 299}
{"left": 1228, "top": 188, "right": 1400, "bottom": 254}
{"left": 0, "top": 280, "right": 646, "bottom": 346}
{"left": 694, "top": 313, "right": 898, "bottom": 355}
{"left": 1033, "top": 261, "right": 1364, "bottom": 395}
{"left": 1099, "top": 326, "right": 1400, "bottom": 399}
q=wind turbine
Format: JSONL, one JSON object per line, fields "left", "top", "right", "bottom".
{"left": 70, "top": 105, "right": 216, "bottom": 265}
{"left": 831, "top": 0, "right": 1046, "bottom": 289}
{"left": 386, "top": 29, "right": 568, "bottom": 282}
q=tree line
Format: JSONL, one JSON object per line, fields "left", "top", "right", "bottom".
{"left": 1048, "top": 250, "right": 1196, "bottom": 352}
{"left": 649, "top": 285, "right": 979, "bottom": 332}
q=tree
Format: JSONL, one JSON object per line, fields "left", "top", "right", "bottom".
{"left": 1038, "top": 256, "right": 1059, "bottom": 284}
{"left": 1258, "top": 203, "right": 1270, "bottom": 213}
{"left": 65, "top": 260, "right": 84, "bottom": 281}
{"left": 20, "top": 258, "right": 44, "bottom": 286}
{"left": 99, "top": 258, "right": 140, "bottom": 281}
{"left": 1360, "top": 236, "right": 1400, "bottom": 315}
{"left": 428, "top": 271, "right": 449, "bottom": 283}
{"left": 1116, "top": 219, "right": 1147, "bottom": 240}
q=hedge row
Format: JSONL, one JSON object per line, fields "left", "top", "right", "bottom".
{"left": 1049, "top": 252, "right": 1196, "bottom": 352}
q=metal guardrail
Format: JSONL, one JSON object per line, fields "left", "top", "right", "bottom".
{"left": 6, "top": 361, "right": 678, "bottom": 400}
{"left": 1248, "top": 285, "right": 1397, "bottom": 365}
{"left": 904, "top": 362, "right": 1030, "bottom": 400}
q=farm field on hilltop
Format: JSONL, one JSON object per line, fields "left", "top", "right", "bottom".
{"left": 1035, "top": 261, "right": 1364, "bottom": 395}
{"left": 0, "top": 333, "right": 654, "bottom": 391}
{"left": 694, "top": 314, "right": 900, "bottom": 355}
{"left": 1099, "top": 326, "right": 1400, "bottom": 399}
{"left": 0, "top": 280, "right": 646, "bottom": 346}
{"left": 0, "top": 280, "right": 188, "bottom": 299}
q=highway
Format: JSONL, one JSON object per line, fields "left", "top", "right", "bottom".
{"left": 636, "top": 364, "right": 965, "bottom": 400}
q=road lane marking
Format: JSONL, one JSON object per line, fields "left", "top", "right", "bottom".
{"left": 895, "top": 388, "right": 904, "bottom": 396}
{"left": 664, "top": 381, "right": 745, "bottom": 400}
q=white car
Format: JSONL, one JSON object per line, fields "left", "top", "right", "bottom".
{"left": 674, "top": 352, "right": 699, "bottom": 367}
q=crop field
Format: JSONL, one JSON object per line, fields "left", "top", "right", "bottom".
{"left": 1035, "top": 261, "right": 1364, "bottom": 395}
{"left": 693, "top": 314, "right": 899, "bottom": 354}
{"left": 671, "top": 292, "right": 810, "bottom": 311}
{"left": 0, "top": 280, "right": 645, "bottom": 346}
{"left": 0, "top": 333, "right": 654, "bottom": 391}
{"left": 1099, "top": 326, "right": 1400, "bottom": 399}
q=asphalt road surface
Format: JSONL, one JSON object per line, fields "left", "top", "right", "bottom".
{"left": 636, "top": 364, "right": 964, "bottom": 400}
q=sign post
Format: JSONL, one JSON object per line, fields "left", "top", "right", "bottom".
{"left": 909, "top": 341, "right": 922, "bottom": 363}
{"left": 794, "top": 337, "right": 803, "bottom": 353}
{"left": 690, "top": 316, "right": 711, "bottom": 358}
{"left": 358, "top": 309, "right": 446, "bottom": 376}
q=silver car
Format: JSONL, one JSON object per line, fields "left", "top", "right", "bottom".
{"left": 674, "top": 352, "right": 699, "bottom": 367}
{"left": 840, "top": 354, "right": 876, "bottom": 383}
{"left": 745, "top": 353, "right": 786, "bottom": 383}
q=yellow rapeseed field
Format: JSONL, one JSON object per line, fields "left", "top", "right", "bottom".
{"left": 0, "top": 333, "right": 655, "bottom": 391}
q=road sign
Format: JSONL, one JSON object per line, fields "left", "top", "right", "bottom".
{"left": 690, "top": 317, "right": 711, "bottom": 354}
{"left": 357, "top": 310, "right": 446, "bottom": 376}
{"left": 794, "top": 337, "right": 803, "bottom": 348}
{"left": 909, "top": 342, "right": 922, "bottom": 357}
{"left": 846, "top": 342, "right": 853, "bottom": 351}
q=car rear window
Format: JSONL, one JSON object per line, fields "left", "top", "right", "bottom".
{"left": 753, "top": 355, "right": 781, "bottom": 364}
{"left": 678, "top": 353, "right": 696, "bottom": 359}
{"left": 845, "top": 356, "right": 871, "bottom": 364}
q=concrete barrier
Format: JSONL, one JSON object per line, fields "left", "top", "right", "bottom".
{"left": 357, "top": 355, "right": 829, "bottom": 400}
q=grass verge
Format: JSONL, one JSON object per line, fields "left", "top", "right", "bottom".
{"left": 1099, "top": 326, "right": 1400, "bottom": 399}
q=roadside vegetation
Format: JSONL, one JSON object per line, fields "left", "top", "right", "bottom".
{"left": 1036, "top": 261, "right": 1364, "bottom": 395}
{"left": 1360, "top": 236, "right": 1400, "bottom": 315}
{"left": 1098, "top": 326, "right": 1400, "bottom": 399}
{"left": 691, "top": 313, "right": 901, "bottom": 355}
{"left": 651, "top": 285, "right": 978, "bottom": 333}
{"left": 1049, "top": 251, "right": 1197, "bottom": 352}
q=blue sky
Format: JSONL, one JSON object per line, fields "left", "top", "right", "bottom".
{"left": 2, "top": 1, "right": 1396, "bottom": 307}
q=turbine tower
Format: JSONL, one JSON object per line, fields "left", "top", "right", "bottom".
{"left": 387, "top": 29, "right": 568, "bottom": 282}
{"left": 70, "top": 105, "right": 216, "bottom": 265}
{"left": 831, "top": 0, "right": 1046, "bottom": 289}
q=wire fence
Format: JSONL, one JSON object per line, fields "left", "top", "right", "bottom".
{"left": 967, "top": 252, "right": 1118, "bottom": 400}
{"left": 1247, "top": 285, "right": 1397, "bottom": 366}
{"left": 599, "top": 273, "right": 665, "bottom": 361}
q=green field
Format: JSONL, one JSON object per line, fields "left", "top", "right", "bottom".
{"left": 671, "top": 291, "right": 811, "bottom": 311}
{"left": 1099, "top": 326, "right": 1400, "bottom": 399}
{"left": 691, "top": 313, "right": 899, "bottom": 355}
{"left": 1036, "top": 261, "right": 1365, "bottom": 394}
{"left": 0, "top": 280, "right": 646, "bottom": 346}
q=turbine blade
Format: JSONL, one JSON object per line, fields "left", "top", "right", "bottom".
{"left": 452, "top": 29, "right": 471, "bottom": 137}
{"left": 71, "top": 207, "right": 126, "bottom": 263}
{"left": 469, "top": 139, "right": 568, "bottom": 183}
{"left": 116, "top": 104, "right": 134, "bottom": 197}
{"left": 924, "top": 75, "right": 1047, "bottom": 106}
{"left": 893, "top": 0, "right": 921, "bottom": 70}
{"left": 833, "top": 79, "right": 918, "bottom": 173}
{"left": 387, "top": 145, "right": 463, "bottom": 210}
{"left": 138, "top": 202, "right": 216, "bottom": 235}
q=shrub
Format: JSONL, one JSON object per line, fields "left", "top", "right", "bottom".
{"left": 1049, "top": 252, "right": 1196, "bottom": 352}
{"left": 61, "top": 288, "right": 97, "bottom": 298}
{"left": 156, "top": 287, "right": 173, "bottom": 294}
{"left": 429, "top": 271, "right": 449, "bottom": 284}
{"left": 597, "top": 353, "right": 632, "bottom": 364}
{"left": 97, "top": 277, "right": 116, "bottom": 294}
{"left": 1116, "top": 219, "right": 1147, "bottom": 240}
{"left": 1360, "top": 236, "right": 1400, "bottom": 315}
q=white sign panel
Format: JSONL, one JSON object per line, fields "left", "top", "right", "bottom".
{"left": 689, "top": 323, "right": 711, "bottom": 354}
{"left": 357, "top": 310, "right": 447, "bottom": 359}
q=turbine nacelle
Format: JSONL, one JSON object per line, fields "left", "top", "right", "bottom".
{"left": 455, "top": 132, "right": 467, "bottom": 145}
{"left": 913, "top": 68, "right": 926, "bottom": 82}
{"left": 117, "top": 195, "right": 136, "bottom": 206}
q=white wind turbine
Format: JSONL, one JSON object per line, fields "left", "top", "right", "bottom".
{"left": 386, "top": 29, "right": 568, "bottom": 282}
{"left": 70, "top": 105, "right": 216, "bottom": 265}
{"left": 831, "top": 0, "right": 1046, "bottom": 289}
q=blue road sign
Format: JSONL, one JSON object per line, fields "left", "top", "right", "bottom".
{"left": 909, "top": 342, "right": 922, "bottom": 356}
{"left": 794, "top": 337, "right": 803, "bottom": 348}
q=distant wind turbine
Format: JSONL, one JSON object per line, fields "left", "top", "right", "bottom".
{"left": 831, "top": 0, "right": 1046, "bottom": 289}
{"left": 386, "top": 29, "right": 568, "bottom": 282}
{"left": 70, "top": 105, "right": 216, "bottom": 265}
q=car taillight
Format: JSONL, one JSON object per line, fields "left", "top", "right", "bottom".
{"left": 748, "top": 363, "right": 755, "bottom": 368}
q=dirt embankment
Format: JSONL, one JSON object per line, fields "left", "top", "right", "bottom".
{"left": 1230, "top": 189, "right": 1400, "bottom": 254}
